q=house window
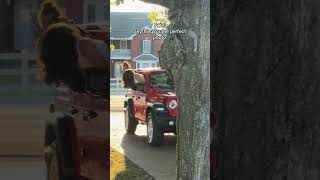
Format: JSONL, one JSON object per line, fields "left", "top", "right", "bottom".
{"left": 120, "top": 40, "right": 127, "bottom": 49}
{"left": 127, "top": 40, "right": 132, "bottom": 49}
{"left": 112, "top": 40, "right": 120, "bottom": 49}
{"left": 114, "top": 62, "right": 121, "bottom": 77}
{"left": 143, "top": 40, "right": 151, "bottom": 53}
{"left": 136, "top": 62, "right": 157, "bottom": 69}
{"left": 87, "top": 4, "right": 96, "bottom": 23}
{"left": 142, "top": 63, "right": 150, "bottom": 68}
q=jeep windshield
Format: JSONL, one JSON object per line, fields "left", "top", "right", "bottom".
{"left": 150, "top": 72, "right": 175, "bottom": 89}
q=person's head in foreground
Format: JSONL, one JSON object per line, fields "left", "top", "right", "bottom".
{"left": 37, "top": 23, "right": 84, "bottom": 91}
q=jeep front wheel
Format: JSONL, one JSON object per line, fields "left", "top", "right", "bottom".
{"left": 124, "top": 102, "right": 137, "bottom": 134}
{"left": 147, "top": 112, "right": 164, "bottom": 146}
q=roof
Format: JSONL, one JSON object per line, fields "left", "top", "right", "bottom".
{"left": 110, "top": 12, "right": 152, "bottom": 39}
{"left": 133, "top": 54, "right": 159, "bottom": 61}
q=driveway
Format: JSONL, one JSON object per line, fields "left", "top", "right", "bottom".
{"left": 110, "top": 112, "right": 177, "bottom": 180}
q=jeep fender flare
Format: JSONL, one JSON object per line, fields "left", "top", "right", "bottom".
{"left": 45, "top": 113, "right": 79, "bottom": 178}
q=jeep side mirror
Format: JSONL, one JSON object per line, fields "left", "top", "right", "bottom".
{"left": 136, "top": 83, "right": 145, "bottom": 92}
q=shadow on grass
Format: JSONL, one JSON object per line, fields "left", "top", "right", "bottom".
{"left": 115, "top": 132, "right": 176, "bottom": 180}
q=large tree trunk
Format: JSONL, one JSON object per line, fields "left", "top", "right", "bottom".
{"left": 150, "top": 0, "right": 210, "bottom": 179}
{"left": 213, "top": 1, "right": 320, "bottom": 179}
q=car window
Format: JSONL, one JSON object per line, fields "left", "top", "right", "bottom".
{"left": 150, "top": 72, "right": 175, "bottom": 89}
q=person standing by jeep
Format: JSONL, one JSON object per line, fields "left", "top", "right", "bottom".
{"left": 38, "top": 0, "right": 108, "bottom": 59}
{"left": 122, "top": 69, "right": 146, "bottom": 90}
{"left": 37, "top": 23, "right": 108, "bottom": 91}
{"left": 38, "top": 0, "right": 87, "bottom": 36}
{"left": 36, "top": 0, "right": 109, "bottom": 91}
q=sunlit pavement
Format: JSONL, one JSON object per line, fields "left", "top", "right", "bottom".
{"left": 110, "top": 112, "right": 177, "bottom": 180}
{"left": 110, "top": 96, "right": 125, "bottom": 111}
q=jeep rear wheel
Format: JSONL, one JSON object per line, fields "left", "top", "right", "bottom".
{"left": 44, "top": 141, "right": 59, "bottom": 180}
{"left": 147, "top": 112, "right": 164, "bottom": 146}
{"left": 124, "top": 102, "right": 137, "bottom": 134}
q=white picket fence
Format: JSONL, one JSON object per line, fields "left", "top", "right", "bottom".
{"left": 0, "top": 52, "right": 52, "bottom": 95}
{"left": 0, "top": 52, "right": 125, "bottom": 96}
{"left": 110, "top": 77, "right": 126, "bottom": 95}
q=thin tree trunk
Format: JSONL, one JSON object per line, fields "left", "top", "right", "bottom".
{"left": 213, "top": 1, "right": 320, "bottom": 179}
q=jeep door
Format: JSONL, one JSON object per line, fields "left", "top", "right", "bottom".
{"left": 72, "top": 93, "right": 108, "bottom": 180}
{"left": 79, "top": 93, "right": 109, "bottom": 180}
{"left": 135, "top": 90, "right": 146, "bottom": 121}
{"left": 134, "top": 74, "right": 147, "bottom": 121}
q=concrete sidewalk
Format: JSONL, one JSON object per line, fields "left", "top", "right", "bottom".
{"left": 110, "top": 95, "right": 125, "bottom": 111}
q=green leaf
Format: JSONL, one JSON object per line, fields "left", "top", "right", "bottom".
{"left": 110, "top": 44, "right": 115, "bottom": 51}
{"left": 147, "top": 11, "right": 158, "bottom": 24}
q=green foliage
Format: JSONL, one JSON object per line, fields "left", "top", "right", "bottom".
{"left": 147, "top": 11, "right": 158, "bottom": 24}
{"left": 147, "top": 11, "right": 170, "bottom": 27}
{"left": 110, "top": 44, "right": 115, "bottom": 51}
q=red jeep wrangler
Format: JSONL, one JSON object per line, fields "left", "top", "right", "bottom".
{"left": 124, "top": 68, "right": 177, "bottom": 146}
{"left": 44, "top": 27, "right": 109, "bottom": 180}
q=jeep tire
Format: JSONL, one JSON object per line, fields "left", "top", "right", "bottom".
{"left": 44, "top": 141, "right": 59, "bottom": 180}
{"left": 124, "top": 101, "right": 137, "bottom": 134}
{"left": 147, "top": 112, "right": 164, "bottom": 146}
{"left": 44, "top": 140, "right": 75, "bottom": 180}
{"left": 44, "top": 125, "right": 76, "bottom": 180}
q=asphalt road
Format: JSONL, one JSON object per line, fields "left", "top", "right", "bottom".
{"left": 110, "top": 112, "right": 177, "bottom": 180}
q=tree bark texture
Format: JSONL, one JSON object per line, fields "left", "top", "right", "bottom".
{"left": 152, "top": 0, "right": 211, "bottom": 179}
{"left": 213, "top": 1, "right": 320, "bottom": 180}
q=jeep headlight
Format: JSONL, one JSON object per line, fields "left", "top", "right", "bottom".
{"left": 168, "top": 100, "right": 177, "bottom": 109}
